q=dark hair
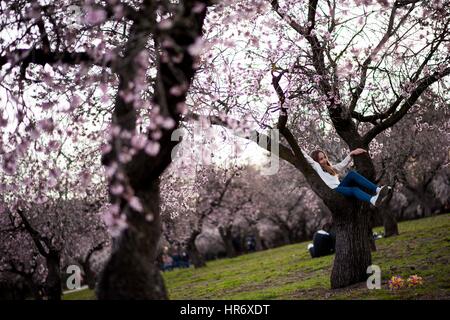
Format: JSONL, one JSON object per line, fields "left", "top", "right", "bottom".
{"left": 322, "top": 222, "right": 332, "bottom": 232}
{"left": 310, "top": 149, "right": 338, "bottom": 176}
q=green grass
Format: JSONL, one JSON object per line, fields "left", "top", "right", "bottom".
{"left": 63, "top": 213, "right": 450, "bottom": 300}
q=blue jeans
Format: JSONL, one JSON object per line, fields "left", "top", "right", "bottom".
{"left": 335, "top": 170, "right": 378, "bottom": 203}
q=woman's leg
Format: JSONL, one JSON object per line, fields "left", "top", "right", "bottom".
{"left": 339, "top": 170, "right": 378, "bottom": 194}
{"left": 335, "top": 186, "right": 372, "bottom": 203}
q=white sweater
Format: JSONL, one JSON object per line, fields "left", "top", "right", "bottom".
{"left": 301, "top": 150, "right": 353, "bottom": 189}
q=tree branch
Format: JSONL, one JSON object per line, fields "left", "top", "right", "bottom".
{"left": 363, "top": 66, "right": 450, "bottom": 144}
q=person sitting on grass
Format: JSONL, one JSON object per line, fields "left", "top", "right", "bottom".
{"left": 161, "top": 247, "right": 174, "bottom": 271}
{"left": 307, "top": 222, "right": 336, "bottom": 258}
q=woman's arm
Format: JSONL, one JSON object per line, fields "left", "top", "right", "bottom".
{"left": 300, "top": 148, "right": 321, "bottom": 170}
{"left": 334, "top": 148, "right": 367, "bottom": 171}
{"left": 333, "top": 154, "right": 352, "bottom": 171}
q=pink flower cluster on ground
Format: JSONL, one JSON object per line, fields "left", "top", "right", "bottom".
{"left": 407, "top": 275, "right": 424, "bottom": 287}
{"left": 388, "top": 275, "right": 405, "bottom": 290}
{"left": 388, "top": 274, "right": 424, "bottom": 290}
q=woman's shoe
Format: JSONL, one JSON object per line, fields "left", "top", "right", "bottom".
{"left": 375, "top": 186, "right": 391, "bottom": 206}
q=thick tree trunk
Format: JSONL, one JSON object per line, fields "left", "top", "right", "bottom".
{"left": 239, "top": 231, "right": 248, "bottom": 254}
{"left": 186, "top": 232, "right": 206, "bottom": 268}
{"left": 376, "top": 183, "right": 399, "bottom": 237}
{"left": 379, "top": 208, "right": 399, "bottom": 237}
{"left": 417, "top": 192, "right": 440, "bottom": 217}
{"left": 82, "top": 262, "right": 97, "bottom": 290}
{"left": 187, "top": 243, "right": 206, "bottom": 269}
{"left": 294, "top": 219, "right": 308, "bottom": 242}
{"left": 96, "top": 180, "right": 168, "bottom": 299}
{"left": 330, "top": 201, "right": 372, "bottom": 289}
{"left": 79, "top": 241, "right": 107, "bottom": 290}
{"left": 45, "top": 251, "right": 62, "bottom": 300}
{"left": 278, "top": 223, "right": 291, "bottom": 245}
{"left": 218, "top": 226, "right": 237, "bottom": 258}
{"left": 254, "top": 228, "right": 263, "bottom": 251}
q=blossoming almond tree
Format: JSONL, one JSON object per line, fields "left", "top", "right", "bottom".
{"left": 0, "top": 197, "right": 107, "bottom": 300}
{"left": 185, "top": 0, "right": 450, "bottom": 288}
{"left": 374, "top": 92, "right": 450, "bottom": 222}
{"left": 1, "top": 0, "right": 216, "bottom": 299}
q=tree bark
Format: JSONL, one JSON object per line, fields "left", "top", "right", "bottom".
{"left": 376, "top": 184, "right": 399, "bottom": 237}
{"left": 218, "top": 225, "right": 237, "bottom": 258}
{"left": 96, "top": 179, "right": 168, "bottom": 299}
{"left": 45, "top": 251, "right": 62, "bottom": 300}
{"left": 83, "top": 264, "right": 97, "bottom": 290}
{"left": 277, "top": 123, "right": 375, "bottom": 289}
{"left": 79, "top": 241, "right": 107, "bottom": 289}
{"left": 254, "top": 228, "right": 263, "bottom": 251}
{"left": 383, "top": 213, "right": 399, "bottom": 237}
{"left": 186, "top": 231, "right": 206, "bottom": 268}
{"left": 330, "top": 201, "right": 373, "bottom": 289}
{"left": 279, "top": 224, "right": 291, "bottom": 245}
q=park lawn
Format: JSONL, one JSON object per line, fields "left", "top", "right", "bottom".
{"left": 64, "top": 213, "right": 450, "bottom": 300}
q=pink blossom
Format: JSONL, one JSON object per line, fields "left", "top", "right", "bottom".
{"left": 47, "top": 177, "right": 58, "bottom": 188}
{"left": 151, "top": 130, "right": 162, "bottom": 140}
{"left": 49, "top": 168, "right": 61, "bottom": 178}
{"left": 70, "top": 94, "right": 82, "bottom": 108}
{"left": 80, "top": 170, "right": 91, "bottom": 187}
{"left": 17, "top": 140, "right": 30, "bottom": 154}
{"left": 0, "top": 113, "right": 7, "bottom": 127}
{"left": 161, "top": 117, "right": 176, "bottom": 129}
{"left": 135, "top": 50, "right": 150, "bottom": 68}
{"left": 101, "top": 143, "right": 112, "bottom": 154}
{"left": 118, "top": 152, "right": 132, "bottom": 163}
{"left": 101, "top": 94, "right": 110, "bottom": 103}
{"left": 29, "top": 127, "right": 40, "bottom": 139}
{"left": 313, "top": 75, "right": 322, "bottom": 84}
{"left": 188, "top": 37, "right": 205, "bottom": 56}
{"left": 145, "top": 141, "right": 160, "bottom": 156}
{"left": 84, "top": 8, "right": 106, "bottom": 25}
{"left": 120, "top": 130, "right": 132, "bottom": 139}
{"left": 105, "top": 162, "right": 118, "bottom": 177}
{"left": 158, "top": 19, "right": 173, "bottom": 30}
{"left": 110, "top": 183, "right": 124, "bottom": 195}
{"left": 119, "top": 90, "right": 135, "bottom": 103}
{"left": 170, "top": 84, "right": 187, "bottom": 96}
{"left": 176, "top": 102, "right": 187, "bottom": 114}
{"left": 161, "top": 39, "right": 175, "bottom": 49}
{"left": 129, "top": 196, "right": 143, "bottom": 212}
{"left": 101, "top": 205, "right": 128, "bottom": 237}
{"left": 48, "top": 140, "right": 60, "bottom": 151}
{"left": 99, "top": 83, "right": 108, "bottom": 94}
{"left": 38, "top": 118, "right": 55, "bottom": 133}
{"left": 34, "top": 195, "right": 48, "bottom": 204}
{"left": 3, "top": 154, "right": 17, "bottom": 175}
{"left": 111, "top": 126, "right": 121, "bottom": 137}
{"left": 376, "top": 0, "right": 389, "bottom": 8}
{"left": 113, "top": 4, "right": 124, "bottom": 19}
{"left": 350, "top": 47, "right": 361, "bottom": 56}
{"left": 193, "top": 2, "right": 206, "bottom": 13}
{"left": 40, "top": 101, "right": 53, "bottom": 110}
{"left": 131, "top": 134, "right": 148, "bottom": 150}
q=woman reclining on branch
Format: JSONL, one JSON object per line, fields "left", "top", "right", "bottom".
{"left": 301, "top": 148, "right": 392, "bottom": 207}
